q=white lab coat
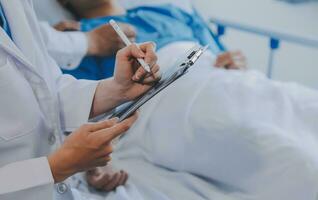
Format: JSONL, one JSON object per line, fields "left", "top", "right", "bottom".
{"left": 0, "top": 0, "right": 98, "bottom": 199}
{"left": 32, "top": 0, "right": 88, "bottom": 70}
{"left": 39, "top": 22, "right": 88, "bottom": 70}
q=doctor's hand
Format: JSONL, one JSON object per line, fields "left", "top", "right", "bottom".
{"left": 47, "top": 114, "right": 137, "bottom": 183}
{"left": 87, "top": 23, "right": 136, "bottom": 57}
{"left": 113, "top": 42, "right": 161, "bottom": 98}
{"left": 90, "top": 42, "right": 160, "bottom": 118}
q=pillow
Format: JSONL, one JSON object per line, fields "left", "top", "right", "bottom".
{"left": 32, "top": 0, "right": 74, "bottom": 24}
{"left": 32, "top": 0, "right": 194, "bottom": 24}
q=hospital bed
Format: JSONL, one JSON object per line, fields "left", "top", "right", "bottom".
{"left": 31, "top": 1, "right": 239, "bottom": 199}
{"left": 32, "top": 1, "right": 318, "bottom": 200}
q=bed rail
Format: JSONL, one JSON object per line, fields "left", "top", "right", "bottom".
{"left": 209, "top": 17, "right": 318, "bottom": 78}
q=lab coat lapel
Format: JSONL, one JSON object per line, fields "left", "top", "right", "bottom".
{"left": 0, "top": 0, "right": 43, "bottom": 78}
{"left": 0, "top": 28, "right": 36, "bottom": 72}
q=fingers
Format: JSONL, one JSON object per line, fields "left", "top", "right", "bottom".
{"left": 103, "top": 173, "right": 121, "bottom": 191}
{"left": 102, "top": 171, "right": 127, "bottom": 191}
{"left": 96, "top": 145, "right": 113, "bottom": 158}
{"left": 93, "top": 113, "right": 138, "bottom": 145}
{"left": 139, "top": 42, "right": 157, "bottom": 67}
{"left": 117, "top": 43, "right": 145, "bottom": 61}
{"left": 132, "top": 66, "right": 147, "bottom": 81}
{"left": 214, "top": 52, "right": 231, "bottom": 67}
{"left": 142, "top": 64, "right": 161, "bottom": 84}
{"left": 117, "top": 23, "right": 136, "bottom": 45}
{"left": 214, "top": 51, "right": 247, "bottom": 70}
{"left": 119, "top": 170, "right": 129, "bottom": 185}
{"left": 82, "top": 118, "right": 118, "bottom": 132}
{"left": 132, "top": 64, "right": 160, "bottom": 83}
{"left": 116, "top": 42, "right": 160, "bottom": 84}
{"left": 87, "top": 169, "right": 128, "bottom": 191}
{"left": 87, "top": 168, "right": 98, "bottom": 176}
{"left": 138, "top": 42, "right": 157, "bottom": 52}
{"left": 120, "top": 23, "right": 137, "bottom": 39}
{"left": 151, "top": 63, "right": 160, "bottom": 74}
{"left": 132, "top": 42, "right": 159, "bottom": 83}
{"left": 87, "top": 171, "right": 110, "bottom": 189}
{"left": 92, "top": 156, "right": 112, "bottom": 167}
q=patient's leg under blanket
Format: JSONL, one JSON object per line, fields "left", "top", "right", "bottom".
{"left": 116, "top": 59, "right": 318, "bottom": 200}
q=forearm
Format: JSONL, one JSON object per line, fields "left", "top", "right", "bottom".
{"left": 90, "top": 78, "right": 128, "bottom": 118}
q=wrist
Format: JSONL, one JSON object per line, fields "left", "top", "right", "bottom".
{"left": 90, "top": 79, "right": 129, "bottom": 117}
{"left": 109, "top": 78, "right": 131, "bottom": 102}
{"left": 102, "top": 78, "right": 131, "bottom": 103}
{"left": 48, "top": 150, "right": 75, "bottom": 183}
{"left": 86, "top": 32, "right": 98, "bottom": 56}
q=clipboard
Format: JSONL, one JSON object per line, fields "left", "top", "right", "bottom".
{"left": 108, "top": 44, "right": 209, "bottom": 122}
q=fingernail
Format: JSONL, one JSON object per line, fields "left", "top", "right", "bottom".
{"left": 112, "top": 117, "right": 119, "bottom": 123}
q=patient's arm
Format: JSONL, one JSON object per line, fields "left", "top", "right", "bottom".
{"left": 54, "top": 20, "right": 80, "bottom": 31}
{"left": 53, "top": 21, "right": 136, "bottom": 57}
{"left": 86, "top": 164, "right": 128, "bottom": 191}
{"left": 214, "top": 51, "right": 247, "bottom": 70}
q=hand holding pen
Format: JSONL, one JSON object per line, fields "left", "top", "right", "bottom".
{"left": 110, "top": 19, "right": 160, "bottom": 84}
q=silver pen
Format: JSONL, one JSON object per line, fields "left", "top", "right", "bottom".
{"left": 109, "top": 19, "right": 151, "bottom": 73}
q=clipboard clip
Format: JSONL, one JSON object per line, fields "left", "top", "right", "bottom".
{"left": 181, "top": 45, "right": 209, "bottom": 70}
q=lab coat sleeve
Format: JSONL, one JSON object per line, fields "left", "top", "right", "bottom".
{"left": 45, "top": 51, "right": 98, "bottom": 131}
{"left": 0, "top": 157, "right": 54, "bottom": 195}
{"left": 57, "top": 72, "right": 99, "bottom": 132}
{"left": 39, "top": 21, "right": 88, "bottom": 70}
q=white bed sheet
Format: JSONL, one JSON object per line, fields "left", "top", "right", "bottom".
{"left": 110, "top": 41, "right": 318, "bottom": 200}
{"left": 72, "top": 158, "right": 239, "bottom": 200}
{"left": 70, "top": 41, "right": 318, "bottom": 199}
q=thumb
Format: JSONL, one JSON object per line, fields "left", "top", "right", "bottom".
{"left": 122, "top": 24, "right": 136, "bottom": 38}
{"left": 117, "top": 43, "right": 145, "bottom": 61}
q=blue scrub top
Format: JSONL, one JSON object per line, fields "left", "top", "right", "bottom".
{"left": 0, "top": 3, "right": 12, "bottom": 39}
{"left": 63, "top": 4, "right": 223, "bottom": 80}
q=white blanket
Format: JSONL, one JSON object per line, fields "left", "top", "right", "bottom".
{"left": 114, "top": 42, "right": 318, "bottom": 200}
{"left": 73, "top": 41, "right": 318, "bottom": 200}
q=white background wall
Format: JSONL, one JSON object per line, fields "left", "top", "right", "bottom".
{"left": 193, "top": 0, "right": 318, "bottom": 89}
